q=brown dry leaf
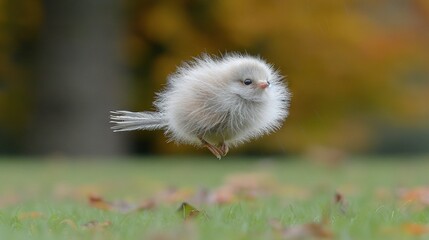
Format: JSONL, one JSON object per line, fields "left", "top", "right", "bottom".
{"left": 88, "top": 195, "right": 155, "bottom": 213}
{"left": 89, "top": 195, "right": 111, "bottom": 210}
{"left": 397, "top": 187, "right": 429, "bottom": 205}
{"left": 82, "top": 220, "right": 112, "bottom": 230}
{"left": 334, "top": 192, "right": 344, "bottom": 203}
{"left": 402, "top": 223, "right": 429, "bottom": 236}
{"left": 270, "top": 219, "right": 333, "bottom": 240}
{"left": 149, "top": 172, "right": 277, "bottom": 207}
{"left": 333, "top": 191, "right": 348, "bottom": 214}
{"left": 18, "top": 211, "right": 44, "bottom": 220}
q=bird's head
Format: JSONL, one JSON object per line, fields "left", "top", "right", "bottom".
{"left": 225, "top": 56, "right": 280, "bottom": 102}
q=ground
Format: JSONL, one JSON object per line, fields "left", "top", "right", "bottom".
{"left": 1, "top": 156, "right": 429, "bottom": 239}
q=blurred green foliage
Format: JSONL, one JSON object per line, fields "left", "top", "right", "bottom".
{"left": 1, "top": 0, "right": 429, "bottom": 154}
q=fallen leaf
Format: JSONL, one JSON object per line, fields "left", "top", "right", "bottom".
{"left": 82, "top": 220, "right": 112, "bottom": 230}
{"left": 177, "top": 202, "right": 200, "bottom": 220}
{"left": 88, "top": 195, "right": 155, "bottom": 213}
{"left": 145, "top": 172, "right": 281, "bottom": 207}
{"left": 402, "top": 223, "right": 429, "bottom": 236}
{"left": 88, "top": 195, "right": 111, "bottom": 210}
{"left": 18, "top": 211, "right": 44, "bottom": 220}
{"left": 270, "top": 219, "right": 333, "bottom": 239}
{"left": 397, "top": 187, "right": 429, "bottom": 205}
{"left": 333, "top": 191, "right": 348, "bottom": 213}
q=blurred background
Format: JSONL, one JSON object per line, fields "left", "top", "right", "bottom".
{"left": 0, "top": 0, "right": 428, "bottom": 157}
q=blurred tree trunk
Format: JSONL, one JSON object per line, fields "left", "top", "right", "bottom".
{"left": 28, "top": 0, "right": 128, "bottom": 155}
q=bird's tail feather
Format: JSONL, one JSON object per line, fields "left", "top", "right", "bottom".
{"left": 110, "top": 111, "right": 166, "bottom": 132}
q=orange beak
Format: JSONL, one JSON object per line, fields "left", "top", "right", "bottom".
{"left": 257, "top": 81, "right": 270, "bottom": 89}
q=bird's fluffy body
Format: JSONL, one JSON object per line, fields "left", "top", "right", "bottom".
{"left": 111, "top": 53, "right": 290, "bottom": 156}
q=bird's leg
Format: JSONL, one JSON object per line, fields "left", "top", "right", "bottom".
{"left": 199, "top": 137, "right": 223, "bottom": 159}
{"left": 220, "top": 142, "right": 229, "bottom": 157}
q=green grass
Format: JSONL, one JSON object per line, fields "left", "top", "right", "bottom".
{"left": 1, "top": 156, "right": 429, "bottom": 239}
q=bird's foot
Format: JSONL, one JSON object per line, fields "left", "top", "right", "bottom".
{"left": 199, "top": 137, "right": 224, "bottom": 159}
{"left": 220, "top": 142, "right": 229, "bottom": 157}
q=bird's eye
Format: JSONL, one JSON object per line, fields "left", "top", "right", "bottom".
{"left": 243, "top": 79, "right": 252, "bottom": 85}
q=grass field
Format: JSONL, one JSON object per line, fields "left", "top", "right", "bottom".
{"left": 1, "top": 156, "right": 429, "bottom": 239}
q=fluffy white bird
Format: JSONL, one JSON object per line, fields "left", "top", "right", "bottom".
{"left": 110, "top": 53, "right": 291, "bottom": 158}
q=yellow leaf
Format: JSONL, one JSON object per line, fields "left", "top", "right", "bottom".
{"left": 177, "top": 202, "right": 200, "bottom": 220}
